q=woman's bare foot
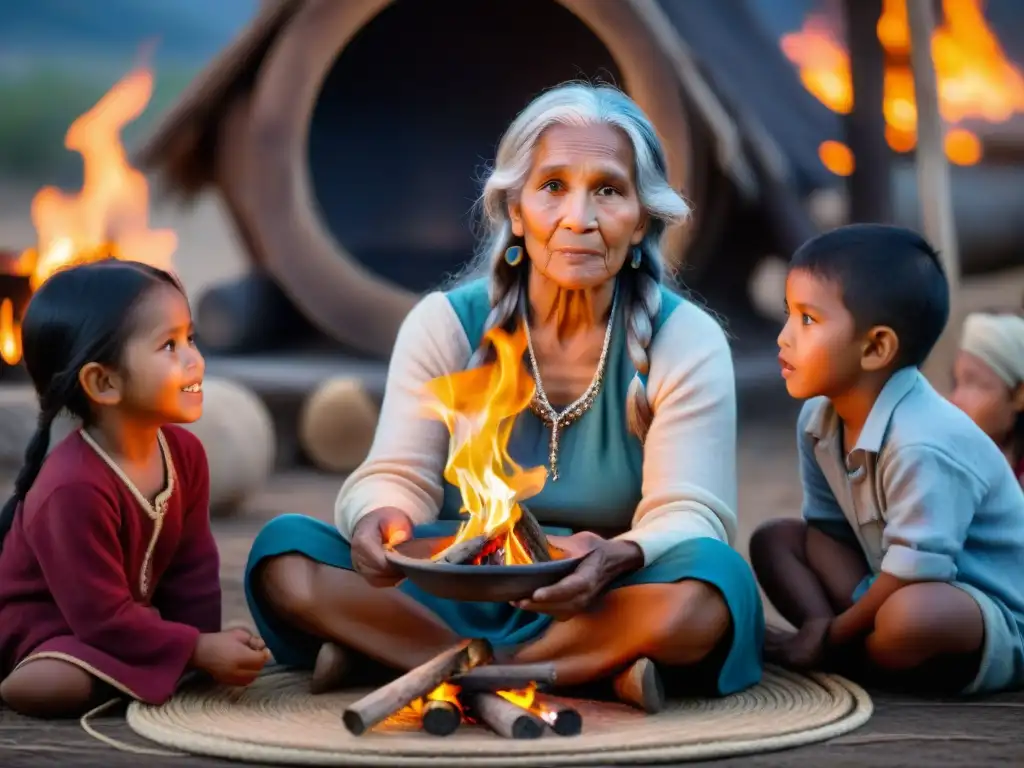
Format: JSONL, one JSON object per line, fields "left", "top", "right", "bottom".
{"left": 310, "top": 642, "right": 351, "bottom": 694}
{"left": 612, "top": 657, "right": 665, "bottom": 714}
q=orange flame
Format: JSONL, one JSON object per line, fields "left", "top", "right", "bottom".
{"left": 0, "top": 299, "right": 22, "bottom": 365}
{"left": 379, "top": 682, "right": 464, "bottom": 729}
{"left": 781, "top": 0, "right": 1024, "bottom": 170}
{"left": 380, "top": 681, "right": 540, "bottom": 731}
{"left": 422, "top": 325, "right": 547, "bottom": 565}
{"left": 0, "top": 65, "right": 177, "bottom": 365}
{"left": 497, "top": 682, "right": 538, "bottom": 711}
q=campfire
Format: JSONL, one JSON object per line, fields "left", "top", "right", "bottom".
{"left": 343, "top": 323, "right": 587, "bottom": 738}
{"left": 780, "top": 0, "right": 1024, "bottom": 173}
{"left": 343, "top": 639, "right": 581, "bottom": 739}
{"left": 421, "top": 324, "right": 551, "bottom": 566}
{"left": 0, "top": 64, "right": 177, "bottom": 368}
{"left": 382, "top": 323, "right": 586, "bottom": 601}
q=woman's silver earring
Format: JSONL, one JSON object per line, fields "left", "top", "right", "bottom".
{"left": 505, "top": 245, "right": 524, "bottom": 267}
{"left": 631, "top": 248, "right": 643, "bottom": 269}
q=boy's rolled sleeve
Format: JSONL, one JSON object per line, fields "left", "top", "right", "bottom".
{"left": 879, "top": 445, "right": 979, "bottom": 582}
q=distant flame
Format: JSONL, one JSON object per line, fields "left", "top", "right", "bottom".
{"left": 0, "top": 65, "right": 177, "bottom": 365}
{"left": 818, "top": 139, "right": 856, "bottom": 176}
{"left": 0, "top": 299, "right": 21, "bottom": 365}
{"left": 422, "top": 326, "right": 547, "bottom": 565}
{"left": 781, "top": 0, "right": 1024, "bottom": 169}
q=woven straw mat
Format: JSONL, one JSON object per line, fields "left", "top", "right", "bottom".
{"left": 126, "top": 665, "right": 872, "bottom": 766}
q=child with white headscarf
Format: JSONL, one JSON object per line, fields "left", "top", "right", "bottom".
{"left": 950, "top": 310, "right": 1024, "bottom": 484}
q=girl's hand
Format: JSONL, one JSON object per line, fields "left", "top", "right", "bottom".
{"left": 192, "top": 628, "right": 271, "bottom": 686}
{"left": 223, "top": 621, "right": 266, "bottom": 652}
{"left": 515, "top": 534, "right": 643, "bottom": 621}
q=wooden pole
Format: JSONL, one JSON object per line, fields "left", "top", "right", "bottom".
{"left": 907, "top": 0, "right": 961, "bottom": 391}
{"left": 844, "top": 0, "right": 891, "bottom": 223}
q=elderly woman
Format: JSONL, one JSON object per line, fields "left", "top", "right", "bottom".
{"left": 244, "top": 83, "right": 764, "bottom": 709}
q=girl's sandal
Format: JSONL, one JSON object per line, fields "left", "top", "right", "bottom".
{"left": 310, "top": 642, "right": 351, "bottom": 694}
{"left": 612, "top": 656, "right": 666, "bottom": 714}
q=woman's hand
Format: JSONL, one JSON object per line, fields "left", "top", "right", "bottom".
{"left": 350, "top": 507, "right": 414, "bottom": 587}
{"left": 515, "top": 533, "right": 643, "bottom": 621}
{"left": 764, "top": 618, "right": 832, "bottom": 670}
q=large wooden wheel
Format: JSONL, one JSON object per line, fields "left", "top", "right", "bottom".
{"left": 142, "top": 0, "right": 717, "bottom": 360}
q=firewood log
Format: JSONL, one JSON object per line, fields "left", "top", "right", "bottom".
{"left": 452, "top": 663, "right": 557, "bottom": 692}
{"left": 532, "top": 692, "right": 583, "bottom": 736}
{"left": 342, "top": 638, "right": 492, "bottom": 735}
{"left": 434, "top": 534, "right": 488, "bottom": 565}
{"left": 465, "top": 691, "right": 545, "bottom": 739}
{"left": 298, "top": 377, "right": 378, "bottom": 473}
{"left": 421, "top": 699, "right": 461, "bottom": 736}
{"left": 514, "top": 505, "right": 552, "bottom": 562}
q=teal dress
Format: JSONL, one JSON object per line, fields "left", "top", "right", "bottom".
{"left": 244, "top": 280, "right": 764, "bottom": 696}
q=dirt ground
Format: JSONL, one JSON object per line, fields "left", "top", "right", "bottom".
{"left": 2, "top": 183, "right": 1024, "bottom": 764}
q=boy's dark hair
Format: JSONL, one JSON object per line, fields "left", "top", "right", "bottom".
{"left": 0, "top": 259, "right": 181, "bottom": 548}
{"left": 790, "top": 223, "right": 950, "bottom": 369}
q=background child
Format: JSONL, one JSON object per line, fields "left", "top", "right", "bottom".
{"left": 950, "top": 310, "right": 1024, "bottom": 484}
{"left": 750, "top": 224, "right": 1024, "bottom": 696}
{"left": 0, "top": 260, "right": 269, "bottom": 718}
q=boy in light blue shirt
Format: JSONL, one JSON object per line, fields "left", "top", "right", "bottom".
{"left": 751, "top": 224, "right": 1024, "bottom": 695}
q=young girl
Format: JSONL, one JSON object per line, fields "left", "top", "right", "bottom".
{"left": 950, "top": 310, "right": 1024, "bottom": 485}
{"left": 0, "top": 259, "right": 269, "bottom": 718}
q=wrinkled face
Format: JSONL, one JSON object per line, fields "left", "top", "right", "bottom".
{"left": 120, "top": 283, "right": 205, "bottom": 424}
{"left": 778, "top": 269, "right": 863, "bottom": 400}
{"left": 510, "top": 123, "right": 648, "bottom": 290}
{"left": 950, "top": 350, "right": 1020, "bottom": 443}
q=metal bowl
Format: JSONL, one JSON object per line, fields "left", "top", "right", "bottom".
{"left": 384, "top": 536, "right": 584, "bottom": 603}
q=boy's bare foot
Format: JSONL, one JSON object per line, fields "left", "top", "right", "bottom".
{"left": 311, "top": 642, "right": 351, "bottom": 694}
{"left": 612, "top": 657, "right": 665, "bottom": 714}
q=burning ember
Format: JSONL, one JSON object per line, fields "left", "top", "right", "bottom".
{"left": 0, "top": 65, "right": 177, "bottom": 365}
{"left": 421, "top": 325, "right": 553, "bottom": 566}
{"left": 781, "top": 0, "right": 1024, "bottom": 172}
{"left": 342, "top": 639, "right": 582, "bottom": 739}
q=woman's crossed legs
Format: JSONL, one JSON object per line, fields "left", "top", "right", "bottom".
{"left": 256, "top": 553, "right": 730, "bottom": 688}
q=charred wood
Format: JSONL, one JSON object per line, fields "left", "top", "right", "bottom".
{"left": 341, "top": 638, "right": 492, "bottom": 735}
{"left": 466, "top": 691, "right": 545, "bottom": 740}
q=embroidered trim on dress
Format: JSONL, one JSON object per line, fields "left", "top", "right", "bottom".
{"left": 79, "top": 429, "right": 176, "bottom": 598}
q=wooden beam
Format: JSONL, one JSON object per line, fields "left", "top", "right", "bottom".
{"left": 844, "top": 0, "right": 891, "bottom": 223}
{"left": 907, "top": 0, "right": 961, "bottom": 391}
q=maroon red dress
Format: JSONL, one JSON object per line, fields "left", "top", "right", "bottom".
{"left": 0, "top": 425, "right": 221, "bottom": 704}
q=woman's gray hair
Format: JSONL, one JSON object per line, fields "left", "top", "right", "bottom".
{"left": 461, "top": 82, "right": 691, "bottom": 441}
